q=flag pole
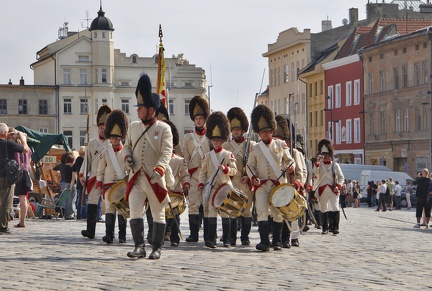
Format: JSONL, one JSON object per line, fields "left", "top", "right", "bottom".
{"left": 156, "top": 24, "right": 167, "bottom": 108}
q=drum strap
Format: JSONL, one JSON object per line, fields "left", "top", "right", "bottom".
{"left": 230, "top": 141, "right": 244, "bottom": 159}
{"left": 191, "top": 132, "right": 207, "bottom": 161}
{"left": 107, "top": 146, "right": 126, "bottom": 180}
{"left": 210, "top": 150, "right": 225, "bottom": 182}
{"left": 258, "top": 141, "right": 283, "bottom": 182}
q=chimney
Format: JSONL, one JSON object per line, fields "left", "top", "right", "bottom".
{"left": 349, "top": 8, "right": 358, "bottom": 26}
{"left": 8, "top": 79, "right": 12, "bottom": 85}
{"left": 322, "top": 20, "right": 332, "bottom": 31}
{"left": 19, "top": 76, "right": 24, "bottom": 86}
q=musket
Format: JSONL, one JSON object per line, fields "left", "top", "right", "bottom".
{"left": 81, "top": 85, "right": 90, "bottom": 207}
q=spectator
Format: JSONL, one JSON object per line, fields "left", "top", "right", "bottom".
{"left": 346, "top": 179, "right": 353, "bottom": 207}
{"left": 54, "top": 152, "right": 76, "bottom": 219}
{"left": 405, "top": 180, "right": 413, "bottom": 210}
{"left": 353, "top": 180, "right": 360, "bottom": 208}
{"left": 71, "top": 146, "right": 86, "bottom": 220}
{"left": 394, "top": 180, "right": 402, "bottom": 210}
{"left": 387, "top": 177, "right": 395, "bottom": 211}
{"left": 0, "top": 124, "right": 29, "bottom": 234}
{"left": 375, "top": 180, "right": 387, "bottom": 212}
{"left": 413, "top": 168, "right": 431, "bottom": 228}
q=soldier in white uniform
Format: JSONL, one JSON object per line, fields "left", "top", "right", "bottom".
{"left": 123, "top": 74, "right": 173, "bottom": 259}
{"left": 223, "top": 107, "right": 255, "bottom": 246}
{"left": 183, "top": 96, "right": 211, "bottom": 243}
{"left": 242, "top": 105, "right": 295, "bottom": 252}
{"left": 96, "top": 110, "right": 128, "bottom": 244}
{"left": 312, "top": 139, "right": 344, "bottom": 235}
{"left": 80, "top": 105, "right": 112, "bottom": 240}
{"left": 273, "top": 115, "right": 305, "bottom": 248}
{"left": 198, "top": 111, "right": 237, "bottom": 248}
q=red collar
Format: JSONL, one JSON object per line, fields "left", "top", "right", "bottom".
{"left": 195, "top": 127, "right": 206, "bottom": 135}
{"left": 262, "top": 138, "right": 272, "bottom": 145}
{"left": 214, "top": 147, "right": 222, "bottom": 153}
{"left": 235, "top": 137, "right": 245, "bottom": 144}
{"left": 323, "top": 160, "right": 332, "bottom": 165}
{"left": 112, "top": 144, "right": 123, "bottom": 152}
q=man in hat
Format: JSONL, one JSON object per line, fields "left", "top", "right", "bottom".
{"left": 242, "top": 105, "right": 295, "bottom": 252}
{"left": 163, "top": 119, "right": 190, "bottom": 246}
{"left": 223, "top": 107, "right": 255, "bottom": 246}
{"left": 273, "top": 115, "right": 305, "bottom": 248}
{"left": 312, "top": 138, "right": 344, "bottom": 235}
{"left": 123, "top": 74, "right": 173, "bottom": 260}
{"left": 95, "top": 110, "right": 128, "bottom": 244}
{"left": 183, "top": 95, "right": 211, "bottom": 243}
{"left": 198, "top": 111, "right": 237, "bottom": 248}
{"left": 80, "top": 105, "right": 112, "bottom": 239}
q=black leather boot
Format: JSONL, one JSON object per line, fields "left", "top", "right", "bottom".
{"left": 186, "top": 214, "right": 199, "bottom": 242}
{"left": 102, "top": 213, "right": 116, "bottom": 244}
{"left": 328, "top": 211, "right": 335, "bottom": 233}
{"left": 240, "top": 216, "right": 252, "bottom": 245}
{"left": 272, "top": 221, "right": 283, "bottom": 251}
{"left": 205, "top": 217, "right": 217, "bottom": 248}
{"left": 203, "top": 217, "right": 209, "bottom": 242}
{"left": 127, "top": 218, "right": 145, "bottom": 259}
{"left": 321, "top": 212, "right": 329, "bottom": 234}
{"left": 118, "top": 214, "right": 127, "bottom": 243}
{"left": 315, "top": 210, "right": 322, "bottom": 229}
{"left": 222, "top": 218, "right": 231, "bottom": 247}
{"left": 256, "top": 221, "right": 270, "bottom": 251}
{"left": 149, "top": 222, "right": 166, "bottom": 260}
{"left": 332, "top": 211, "right": 340, "bottom": 234}
{"left": 282, "top": 221, "right": 291, "bottom": 248}
{"left": 81, "top": 204, "right": 98, "bottom": 239}
{"left": 146, "top": 209, "right": 153, "bottom": 244}
{"left": 230, "top": 217, "right": 238, "bottom": 246}
{"left": 169, "top": 215, "right": 180, "bottom": 246}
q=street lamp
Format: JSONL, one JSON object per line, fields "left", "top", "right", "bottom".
{"left": 324, "top": 95, "right": 333, "bottom": 140}
{"left": 426, "top": 26, "right": 432, "bottom": 169}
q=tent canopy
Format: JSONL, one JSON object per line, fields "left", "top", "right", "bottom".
{"left": 15, "top": 126, "right": 71, "bottom": 163}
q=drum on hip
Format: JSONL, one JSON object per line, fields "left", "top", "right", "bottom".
{"left": 212, "top": 183, "right": 248, "bottom": 218}
{"left": 165, "top": 192, "right": 186, "bottom": 219}
{"left": 270, "top": 183, "right": 307, "bottom": 222}
{"left": 106, "top": 180, "right": 130, "bottom": 218}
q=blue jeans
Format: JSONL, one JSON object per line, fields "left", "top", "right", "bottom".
{"left": 75, "top": 189, "right": 87, "bottom": 219}
{"left": 371, "top": 194, "right": 377, "bottom": 207}
{"left": 63, "top": 183, "right": 76, "bottom": 217}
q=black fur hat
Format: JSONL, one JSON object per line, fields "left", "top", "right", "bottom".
{"left": 251, "top": 104, "right": 275, "bottom": 133}
{"left": 163, "top": 120, "right": 179, "bottom": 146}
{"left": 273, "top": 115, "right": 290, "bottom": 140}
{"left": 205, "top": 111, "right": 230, "bottom": 141}
{"left": 156, "top": 105, "right": 169, "bottom": 121}
{"left": 104, "top": 109, "right": 128, "bottom": 139}
{"left": 227, "top": 107, "right": 249, "bottom": 131}
{"left": 189, "top": 95, "right": 209, "bottom": 121}
{"left": 317, "top": 138, "right": 334, "bottom": 156}
{"left": 134, "top": 74, "right": 161, "bottom": 109}
{"left": 96, "top": 105, "right": 112, "bottom": 126}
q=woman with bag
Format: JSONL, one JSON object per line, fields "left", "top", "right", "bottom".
{"left": 413, "top": 169, "right": 431, "bottom": 228}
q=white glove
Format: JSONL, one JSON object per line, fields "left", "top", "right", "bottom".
{"left": 125, "top": 157, "right": 134, "bottom": 172}
{"left": 150, "top": 170, "right": 163, "bottom": 184}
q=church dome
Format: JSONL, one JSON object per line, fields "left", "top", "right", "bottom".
{"left": 89, "top": 6, "right": 114, "bottom": 31}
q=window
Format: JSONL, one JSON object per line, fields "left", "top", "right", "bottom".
{"left": 80, "top": 130, "right": 86, "bottom": 146}
{"left": 277, "top": 67, "right": 280, "bottom": 86}
{"left": 184, "top": 99, "right": 190, "bottom": 115}
{"left": 291, "top": 63, "right": 295, "bottom": 81}
{"left": 314, "top": 82, "right": 318, "bottom": 97}
{"left": 121, "top": 99, "right": 130, "bottom": 114}
{"left": 354, "top": 118, "right": 361, "bottom": 143}
{"left": 39, "top": 100, "right": 48, "bottom": 115}
{"left": 269, "top": 69, "right": 273, "bottom": 87}
{"left": 404, "top": 108, "right": 409, "bottom": 131}
{"left": 284, "top": 64, "right": 289, "bottom": 83}
{"left": 64, "top": 98, "right": 72, "bottom": 114}
{"left": 319, "top": 80, "right": 323, "bottom": 95}
{"left": 0, "top": 99, "right": 6, "bottom": 114}
{"left": 422, "top": 61, "right": 428, "bottom": 85}
{"left": 346, "top": 81, "right": 352, "bottom": 106}
{"left": 353, "top": 79, "right": 360, "bottom": 105}
{"left": 395, "top": 110, "right": 400, "bottom": 132}
{"left": 78, "top": 55, "right": 89, "bottom": 62}
{"left": 95, "top": 69, "right": 99, "bottom": 83}
{"left": 39, "top": 128, "right": 48, "bottom": 133}
{"left": 402, "top": 66, "right": 408, "bottom": 88}
{"left": 414, "top": 63, "right": 421, "bottom": 86}
{"left": 102, "top": 69, "right": 107, "bottom": 83}
{"left": 346, "top": 119, "right": 352, "bottom": 144}
{"left": 94, "top": 32, "right": 97, "bottom": 38}
{"left": 327, "top": 86, "right": 334, "bottom": 109}
{"left": 102, "top": 98, "right": 108, "bottom": 105}
{"left": 416, "top": 108, "right": 421, "bottom": 131}
{"left": 102, "top": 32, "right": 106, "bottom": 38}
{"left": 328, "top": 121, "right": 333, "bottom": 141}
{"left": 369, "top": 113, "right": 375, "bottom": 135}
{"left": 80, "top": 69, "right": 87, "bottom": 85}
{"left": 18, "top": 100, "right": 27, "bottom": 114}
{"left": 335, "top": 84, "right": 341, "bottom": 108}
{"left": 380, "top": 111, "right": 386, "bottom": 134}
{"left": 80, "top": 98, "right": 88, "bottom": 114}
{"left": 335, "top": 122, "right": 341, "bottom": 144}
{"left": 368, "top": 73, "right": 374, "bottom": 94}
{"left": 424, "top": 106, "right": 429, "bottom": 130}
{"left": 132, "top": 56, "right": 137, "bottom": 64}
{"left": 63, "top": 69, "right": 71, "bottom": 84}
{"left": 393, "top": 68, "right": 399, "bottom": 90}
{"left": 63, "top": 130, "right": 73, "bottom": 148}
{"left": 168, "top": 99, "right": 174, "bottom": 115}
{"left": 379, "top": 71, "right": 385, "bottom": 92}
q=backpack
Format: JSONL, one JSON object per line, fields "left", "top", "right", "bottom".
{"left": 385, "top": 185, "right": 390, "bottom": 197}
{"left": 4, "top": 157, "right": 23, "bottom": 185}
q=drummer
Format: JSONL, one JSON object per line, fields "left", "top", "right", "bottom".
{"left": 198, "top": 111, "right": 237, "bottom": 248}
{"left": 241, "top": 105, "right": 295, "bottom": 252}
{"left": 223, "top": 107, "right": 256, "bottom": 246}
{"left": 95, "top": 110, "right": 128, "bottom": 244}
{"left": 273, "top": 115, "right": 305, "bottom": 248}
{"left": 163, "top": 119, "right": 190, "bottom": 246}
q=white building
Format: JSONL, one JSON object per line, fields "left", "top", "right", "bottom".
{"left": 31, "top": 6, "right": 207, "bottom": 149}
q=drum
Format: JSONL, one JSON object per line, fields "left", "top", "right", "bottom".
{"left": 212, "top": 183, "right": 248, "bottom": 218}
{"left": 270, "top": 183, "right": 308, "bottom": 222}
{"left": 106, "top": 180, "right": 130, "bottom": 218}
{"left": 165, "top": 192, "right": 186, "bottom": 219}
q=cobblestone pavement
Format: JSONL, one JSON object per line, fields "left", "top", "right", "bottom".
{"left": 1, "top": 205, "right": 430, "bottom": 290}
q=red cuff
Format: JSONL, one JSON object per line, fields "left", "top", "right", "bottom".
{"left": 154, "top": 166, "right": 165, "bottom": 176}
{"left": 183, "top": 182, "right": 190, "bottom": 188}
{"left": 314, "top": 162, "right": 320, "bottom": 167}
{"left": 294, "top": 180, "right": 303, "bottom": 190}
{"left": 198, "top": 183, "right": 204, "bottom": 188}
{"left": 96, "top": 181, "right": 103, "bottom": 189}
{"left": 223, "top": 166, "right": 229, "bottom": 174}
{"left": 124, "top": 155, "right": 130, "bottom": 161}
{"left": 79, "top": 173, "right": 84, "bottom": 178}
{"left": 336, "top": 184, "right": 342, "bottom": 191}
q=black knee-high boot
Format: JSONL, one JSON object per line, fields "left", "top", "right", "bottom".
{"left": 102, "top": 213, "right": 116, "bottom": 244}
{"left": 222, "top": 218, "right": 231, "bottom": 247}
{"left": 321, "top": 212, "right": 329, "bottom": 234}
{"left": 169, "top": 215, "right": 180, "bottom": 245}
{"left": 229, "top": 217, "right": 238, "bottom": 246}
{"left": 282, "top": 221, "right": 291, "bottom": 248}
{"left": 186, "top": 214, "right": 200, "bottom": 242}
{"left": 315, "top": 210, "right": 322, "bottom": 229}
{"left": 328, "top": 211, "right": 334, "bottom": 233}
{"left": 149, "top": 222, "right": 166, "bottom": 260}
{"left": 118, "top": 214, "right": 127, "bottom": 243}
{"left": 240, "top": 216, "right": 252, "bottom": 245}
{"left": 146, "top": 208, "right": 153, "bottom": 244}
{"left": 205, "top": 217, "right": 217, "bottom": 248}
{"left": 256, "top": 221, "right": 270, "bottom": 251}
{"left": 81, "top": 204, "right": 98, "bottom": 239}
{"left": 272, "top": 221, "right": 283, "bottom": 250}
{"left": 127, "top": 218, "right": 145, "bottom": 258}
{"left": 332, "top": 211, "right": 340, "bottom": 234}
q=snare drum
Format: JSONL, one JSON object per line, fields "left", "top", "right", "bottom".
{"left": 165, "top": 192, "right": 186, "bottom": 219}
{"left": 269, "top": 183, "right": 307, "bottom": 222}
{"left": 212, "top": 183, "right": 248, "bottom": 218}
{"left": 106, "top": 180, "right": 130, "bottom": 218}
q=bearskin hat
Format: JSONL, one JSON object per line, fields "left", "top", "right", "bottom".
{"left": 96, "top": 105, "right": 112, "bottom": 126}
{"left": 104, "top": 109, "right": 128, "bottom": 140}
{"left": 163, "top": 120, "right": 180, "bottom": 146}
{"left": 205, "top": 111, "right": 230, "bottom": 141}
{"left": 227, "top": 107, "right": 249, "bottom": 131}
{"left": 134, "top": 74, "right": 161, "bottom": 109}
{"left": 273, "top": 115, "right": 290, "bottom": 140}
{"left": 317, "top": 138, "right": 333, "bottom": 156}
{"left": 251, "top": 104, "right": 275, "bottom": 133}
{"left": 156, "top": 105, "right": 169, "bottom": 121}
{"left": 189, "top": 95, "right": 209, "bottom": 121}
{"left": 296, "top": 134, "right": 305, "bottom": 153}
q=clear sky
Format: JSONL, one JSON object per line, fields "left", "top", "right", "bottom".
{"left": 0, "top": 0, "right": 367, "bottom": 117}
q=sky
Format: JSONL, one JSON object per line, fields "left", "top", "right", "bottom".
{"left": 0, "top": 0, "right": 367, "bottom": 117}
